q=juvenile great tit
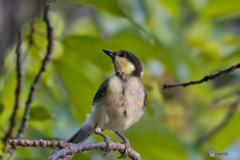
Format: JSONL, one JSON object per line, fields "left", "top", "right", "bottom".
{"left": 61, "top": 49, "right": 147, "bottom": 159}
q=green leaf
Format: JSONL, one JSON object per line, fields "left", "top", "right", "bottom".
{"left": 65, "top": 17, "right": 99, "bottom": 37}
{"left": 52, "top": 40, "right": 64, "bottom": 60}
{"left": 30, "top": 106, "right": 51, "bottom": 120}
{"left": 0, "top": 104, "right": 4, "bottom": 114}
{"left": 74, "top": 0, "right": 125, "bottom": 17}
{"left": 50, "top": 11, "right": 65, "bottom": 37}
{"left": 126, "top": 117, "right": 188, "bottom": 160}
{"left": 0, "top": 150, "right": 7, "bottom": 159}
{"left": 52, "top": 48, "right": 104, "bottom": 122}
{"left": 201, "top": 0, "right": 240, "bottom": 19}
{"left": 63, "top": 36, "right": 118, "bottom": 72}
{"left": 211, "top": 109, "right": 240, "bottom": 150}
{"left": 160, "top": 0, "right": 180, "bottom": 18}
{"left": 0, "top": 69, "right": 16, "bottom": 130}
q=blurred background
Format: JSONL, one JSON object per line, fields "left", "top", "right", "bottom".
{"left": 0, "top": 0, "right": 240, "bottom": 159}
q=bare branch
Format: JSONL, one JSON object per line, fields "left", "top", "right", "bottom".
{"left": 1, "top": 2, "right": 54, "bottom": 159}
{"left": 163, "top": 63, "right": 240, "bottom": 89}
{"left": 9, "top": 139, "right": 71, "bottom": 148}
{"left": 15, "top": 1, "right": 54, "bottom": 140}
{"left": 2, "top": 29, "right": 23, "bottom": 151}
{"left": 195, "top": 98, "right": 240, "bottom": 146}
{"left": 8, "top": 139, "right": 141, "bottom": 160}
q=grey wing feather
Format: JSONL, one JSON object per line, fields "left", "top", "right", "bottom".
{"left": 93, "top": 77, "right": 110, "bottom": 104}
{"left": 142, "top": 89, "right": 147, "bottom": 110}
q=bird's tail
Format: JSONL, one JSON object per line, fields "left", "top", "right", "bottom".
{"left": 67, "top": 122, "right": 93, "bottom": 143}
{"left": 55, "top": 122, "right": 94, "bottom": 160}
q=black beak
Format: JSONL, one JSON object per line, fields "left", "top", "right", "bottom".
{"left": 102, "top": 49, "right": 114, "bottom": 59}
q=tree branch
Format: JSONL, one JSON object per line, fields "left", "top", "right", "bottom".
{"left": 8, "top": 139, "right": 141, "bottom": 160}
{"left": 1, "top": 2, "right": 54, "bottom": 159}
{"left": 163, "top": 63, "right": 240, "bottom": 89}
{"left": 2, "top": 29, "right": 23, "bottom": 151}
{"left": 9, "top": 139, "right": 71, "bottom": 148}
{"left": 15, "top": 0, "right": 54, "bottom": 140}
{"left": 195, "top": 98, "right": 240, "bottom": 146}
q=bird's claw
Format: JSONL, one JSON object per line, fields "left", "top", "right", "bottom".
{"left": 95, "top": 131, "right": 112, "bottom": 156}
{"left": 102, "top": 135, "right": 112, "bottom": 156}
{"left": 117, "top": 138, "right": 130, "bottom": 159}
{"left": 114, "top": 131, "right": 131, "bottom": 159}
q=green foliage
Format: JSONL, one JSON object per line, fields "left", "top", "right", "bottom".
{"left": 75, "top": 0, "right": 125, "bottom": 17}
{"left": 1, "top": 0, "right": 240, "bottom": 159}
{"left": 0, "top": 104, "right": 4, "bottom": 115}
{"left": 30, "top": 105, "right": 52, "bottom": 120}
{"left": 0, "top": 150, "right": 7, "bottom": 159}
{"left": 201, "top": 0, "right": 240, "bottom": 19}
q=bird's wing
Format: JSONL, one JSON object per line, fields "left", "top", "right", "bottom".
{"left": 142, "top": 89, "right": 148, "bottom": 110}
{"left": 93, "top": 77, "right": 110, "bottom": 104}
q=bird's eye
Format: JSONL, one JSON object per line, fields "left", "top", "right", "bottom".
{"left": 119, "top": 52, "right": 125, "bottom": 57}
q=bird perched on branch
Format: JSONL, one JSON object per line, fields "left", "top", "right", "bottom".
{"left": 62, "top": 49, "right": 147, "bottom": 159}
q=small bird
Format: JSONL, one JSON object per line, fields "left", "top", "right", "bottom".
{"left": 61, "top": 49, "right": 147, "bottom": 159}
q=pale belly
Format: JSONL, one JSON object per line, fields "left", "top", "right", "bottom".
{"left": 88, "top": 76, "right": 145, "bottom": 131}
{"left": 90, "top": 102, "right": 144, "bottom": 131}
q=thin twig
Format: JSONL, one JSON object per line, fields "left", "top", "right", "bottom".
{"left": 22, "top": 19, "right": 35, "bottom": 62}
{"left": 1, "top": 2, "right": 54, "bottom": 159}
{"left": 15, "top": 0, "right": 54, "bottom": 140}
{"left": 8, "top": 139, "right": 141, "bottom": 160}
{"left": 195, "top": 99, "right": 240, "bottom": 146}
{"left": 212, "top": 90, "right": 240, "bottom": 107}
{"left": 2, "top": 30, "right": 23, "bottom": 151}
{"left": 2, "top": 30, "right": 23, "bottom": 150}
{"left": 163, "top": 63, "right": 240, "bottom": 89}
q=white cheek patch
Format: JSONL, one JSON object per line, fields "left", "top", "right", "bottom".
{"left": 114, "top": 57, "right": 135, "bottom": 74}
{"left": 141, "top": 71, "right": 144, "bottom": 78}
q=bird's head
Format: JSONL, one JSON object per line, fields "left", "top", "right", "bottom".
{"left": 102, "top": 49, "right": 143, "bottom": 78}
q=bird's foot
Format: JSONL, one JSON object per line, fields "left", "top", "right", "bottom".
{"left": 118, "top": 138, "right": 130, "bottom": 159}
{"left": 95, "top": 132, "right": 112, "bottom": 156}
{"left": 114, "top": 131, "right": 131, "bottom": 159}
